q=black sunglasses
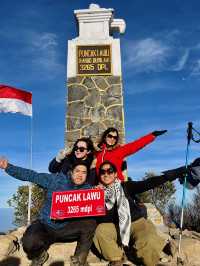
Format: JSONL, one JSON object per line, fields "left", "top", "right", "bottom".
{"left": 74, "top": 146, "right": 87, "bottom": 152}
{"left": 99, "top": 167, "right": 115, "bottom": 175}
{"left": 106, "top": 133, "right": 118, "bottom": 140}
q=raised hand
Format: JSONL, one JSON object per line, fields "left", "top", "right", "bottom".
{"left": 152, "top": 130, "right": 167, "bottom": 137}
{"left": 56, "top": 148, "right": 68, "bottom": 162}
{"left": 0, "top": 157, "right": 8, "bottom": 169}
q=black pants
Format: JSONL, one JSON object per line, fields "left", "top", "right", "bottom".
{"left": 21, "top": 219, "right": 97, "bottom": 260}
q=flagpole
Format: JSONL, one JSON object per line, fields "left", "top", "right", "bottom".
{"left": 27, "top": 111, "right": 33, "bottom": 225}
{"left": 0, "top": 85, "right": 33, "bottom": 224}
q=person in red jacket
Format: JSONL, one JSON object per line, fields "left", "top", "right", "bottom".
{"left": 92, "top": 127, "right": 167, "bottom": 181}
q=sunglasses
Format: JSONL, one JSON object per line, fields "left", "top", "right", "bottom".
{"left": 74, "top": 146, "right": 87, "bottom": 152}
{"left": 99, "top": 167, "right": 115, "bottom": 175}
{"left": 106, "top": 133, "right": 118, "bottom": 140}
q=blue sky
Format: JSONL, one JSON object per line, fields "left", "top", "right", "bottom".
{"left": 0, "top": 0, "right": 200, "bottom": 209}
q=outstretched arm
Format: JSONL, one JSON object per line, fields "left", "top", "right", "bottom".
{"left": 0, "top": 157, "right": 52, "bottom": 188}
{"left": 124, "top": 158, "right": 200, "bottom": 194}
{"left": 124, "top": 167, "right": 181, "bottom": 194}
{"left": 118, "top": 130, "right": 167, "bottom": 158}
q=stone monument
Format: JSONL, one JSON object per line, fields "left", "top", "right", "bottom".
{"left": 65, "top": 4, "right": 126, "bottom": 148}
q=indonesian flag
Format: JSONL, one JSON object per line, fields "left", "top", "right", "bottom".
{"left": 0, "top": 85, "right": 32, "bottom": 116}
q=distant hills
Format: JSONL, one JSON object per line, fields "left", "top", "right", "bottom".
{"left": 0, "top": 208, "right": 16, "bottom": 233}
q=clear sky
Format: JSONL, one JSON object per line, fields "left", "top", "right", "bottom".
{"left": 0, "top": 0, "right": 200, "bottom": 208}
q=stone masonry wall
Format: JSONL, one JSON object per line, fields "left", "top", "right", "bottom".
{"left": 65, "top": 75, "right": 125, "bottom": 149}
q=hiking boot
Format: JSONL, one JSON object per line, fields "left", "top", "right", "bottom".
{"left": 70, "top": 254, "right": 90, "bottom": 266}
{"left": 70, "top": 256, "right": 80, "bottom": 266}
{"left": 30, "top": 250, "right": 49, "bottom": 266}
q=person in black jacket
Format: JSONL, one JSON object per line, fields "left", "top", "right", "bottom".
{"left": 49, "top": 137, "right": 97, "bottom": 185}
{"left": 93, "top": 159, "right": 200, "bottom": 266}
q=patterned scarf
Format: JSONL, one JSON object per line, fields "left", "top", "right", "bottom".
{"left": 103, "top": 179, "right": 131, "bottom": 246}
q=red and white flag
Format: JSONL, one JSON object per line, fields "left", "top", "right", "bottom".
{"left": 0, "top": 85, "right": 32, "bottom": 116}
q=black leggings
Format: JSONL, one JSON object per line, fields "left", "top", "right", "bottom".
{"left": 21, "top": 219, "right": 97, "bottom": 260}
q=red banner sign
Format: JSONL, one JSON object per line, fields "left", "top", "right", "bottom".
{"left": 50, "top": 189, "right": 105, "bottom": 219}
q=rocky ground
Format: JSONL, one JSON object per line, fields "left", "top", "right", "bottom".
{"left": 0, "top": 227, "right": 115, "bottom": 266}
{"left": 1, "top": 226, "right": 200, "bottom": 266}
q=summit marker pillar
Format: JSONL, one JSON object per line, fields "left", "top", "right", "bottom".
{"left": 65, "top": 4, "right": 126, "bottom": 147}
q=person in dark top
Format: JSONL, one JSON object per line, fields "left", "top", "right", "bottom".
{"left": 49, "top": 137, "right": 97, "bottom": 185}
{"left": 93, "top": 159, "right": 200, "bottom": 266}
{"left": 0, "top": 159, "right": 96, "bottom": 266}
